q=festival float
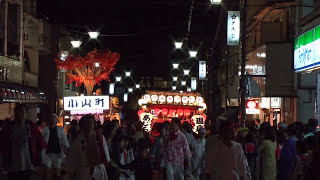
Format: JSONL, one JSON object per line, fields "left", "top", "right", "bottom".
{"left": 137, "top": 90, "right": 207, "bottom": 133}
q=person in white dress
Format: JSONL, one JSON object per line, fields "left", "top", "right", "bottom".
{"left": 206, "top": 120, "right": 246, "bottom": 180}
{"left": 41, "top": 113, "right": 70, "bottom": 180}
{"left": 191, "top": 127, "right": 206, "bottom": 180}
{"left": 65, "top": 114, "right": 110, "bottom": 180}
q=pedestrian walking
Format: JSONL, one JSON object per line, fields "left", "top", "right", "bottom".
{"left": 41, "top": 113, "right": 70, "bottom": 180}
{"left": 0, "top": 104, "right": 47, "bottom": 180}
{"left": 65, "top": 114, "right": 110, "bottom": 180}
{"left": 191, "top": 127, "right": 206, "bottom": 180}
{"left": 164, "top": 117, "right": 192, "bottom": 180}
{"left": 258, "top": 126, "right": 277, "bottom": 180}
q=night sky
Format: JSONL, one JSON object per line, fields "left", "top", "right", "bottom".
{"left": 38, "top": 0, "right": 220, "bottom": 81}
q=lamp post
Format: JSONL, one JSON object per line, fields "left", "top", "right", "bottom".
{"left": 240, "top": 0, "right": 247, "bottom": 127}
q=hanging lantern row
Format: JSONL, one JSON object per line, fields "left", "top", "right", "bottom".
{"left": 141, "top": 94, "right": 204, "bottom": 106}
{"left": 138, "top": 108, "right": 192, "bottom": 117}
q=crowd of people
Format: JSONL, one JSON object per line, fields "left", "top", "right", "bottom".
{"left": 0, "top": 104, "right": 320, "bottom": 180}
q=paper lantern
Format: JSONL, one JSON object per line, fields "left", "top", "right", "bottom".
{"left": 169, "top": 109, "right": 176, "bottom": 117}
{"left": 159, "top": 95, "right": 166, "bottom": 103}
{"left": 174, "top": 96, "right": 181, "bottom": 103}
{"left": 184, "top": 109, "right": 191, "bottom": 116}
{"left": 138, "top": 110, "right": 144, "bottom": 117}
{"left": 151, "top": 95, "right": 158, "bottom": 102}
{"left": 167, "top": 96, "right": 173, "bottom": 103}
{"left": 161, "top": 108, "right": 168, "bottom": 116}
{"left": 189, "top": 96, "right": 195, "bottom": 104}
{"left": 182, "top": 96, "right": 188, "bottom": 104}
{"left": 177, "top": 109, "right": 184, "bottom": 117}
{"left": 154, "top": 108, "right": 161, "bottom": 115}
{"left": 144, "top": 94, "right": 150, "bottom": 102}
{"left": 196, "top": 97, "right": 203, "bottom": 104}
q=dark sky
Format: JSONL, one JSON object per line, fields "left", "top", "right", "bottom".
{"left": 38, "top": 0, "right": 220, "bottom": 81}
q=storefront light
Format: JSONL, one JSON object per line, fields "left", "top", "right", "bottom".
{"left": 174, "top": 42, "right": 183, "bottom": 49}
{"left": 173, "top": 63, "right": 179, "bottom": 69}
{"left": 189, "top": 51, "right": 198, "bottom": 58}
{"left": 70, "top": 40, "right": 82, "bottom": 48}
{"left": 88, "top": 31, "right": 100, "bottom": 39}
{"left": 116, "top": 76, "right": 122, "bottom": 82}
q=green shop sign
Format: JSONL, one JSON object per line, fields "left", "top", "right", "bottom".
{"left": 294, "top": 26, "right": 320, "bottom": 72}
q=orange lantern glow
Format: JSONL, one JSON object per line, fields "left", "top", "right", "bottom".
{"left": 184, "top": 109, "right": 191, "bottom": 116}
{"left": 177, "top": 109, "right": 184, "bottom": 117}
{"left": 154, "top": 108, "right": 161, "bottom": 115}
{"left": 138, "top": 110, "right": 144, "bottom": 117}
{"left": 161, "top": 108, "right": 168, "bottom": 116}
{"left": 169, "top": 109, "right": 176, "bottom": 117}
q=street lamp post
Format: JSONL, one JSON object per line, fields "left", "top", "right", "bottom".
{"left": 240, "top": 0, "right": 247, "bottom": 127}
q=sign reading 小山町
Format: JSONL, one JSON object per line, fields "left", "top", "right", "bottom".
{"left": 64, "top": 96, "right": 109, "bottom": 111}
{"left": 294, "top": 25, "right": 320, "bottom": 72}
{"left": 227, "top": 11, "right": 240, "bottom": 45}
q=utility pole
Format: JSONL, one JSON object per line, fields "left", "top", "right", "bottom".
{"left": 240, "top": 0, "right": 247, "bottom": 127}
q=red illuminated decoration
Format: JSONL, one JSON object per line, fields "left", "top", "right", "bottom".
{"left": 154, "top": 108, "right": 161, "bottom": 115}
{"left": 246, "top": 100, "right": 257, "bottom": 109}
{"left": 169, "top": 109, "right": 176, "bottom": 117}
{"left": 177, "top": 109, "right": 184, "bottom": 117}
{"left": 161, "top": 108, "right": 168, "bottom": 116}
{"left": 55, "top": 49, "right": 119, "bottom": 95}
{"left": 138, "top": 110, "right": 144, "bottom": 117}
{"left": 184, "top": 109, "right": 191, "bottom": 116}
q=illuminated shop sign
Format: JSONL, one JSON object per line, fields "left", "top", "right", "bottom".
{"left": 199, "top": 61, "right": 207, "bottom": 80}
{"left": 294, "top": 25, "right": 320, "bottom": 72}
{"left": 64, "top": 96, "right": 109, "bottom": 111}
{"left": 227, "top": 11, "right": 240, "bottom": 45}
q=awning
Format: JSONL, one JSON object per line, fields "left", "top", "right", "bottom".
{"left": 0, "top": 82, "right": 47, "bottom": 104}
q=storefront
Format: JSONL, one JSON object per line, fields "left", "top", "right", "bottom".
{"left": 294, "top": 24, "right": 320, "bottom": 124}
{"left": 244, "top": 42, "right": 296, "bottom": 126}
{"left": 0, "top": 82, "right": 47, "bottom": 121}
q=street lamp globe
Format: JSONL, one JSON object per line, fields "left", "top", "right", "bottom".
{"left": 174, "top": 42, "right": 183, "bottom": 49}
{"left": 173, "top": 63, "right": 179, "bottom": 69}
{"left": 88, "top": 32, "right": 100, "bottom": 39}
{"left": 116, "top": 76, "right": 122, "bottom": 82}
{"left": 70, "top": 40, "right": 82, "bottom": 48}
{"left": 210, "top": 0, "right": 222, "bottom": 4}
{"left": 189, "top": 51, "right": 198, "bottom": 58}
{"left": 125, "top": 72, "right": 131, "bottom": 77}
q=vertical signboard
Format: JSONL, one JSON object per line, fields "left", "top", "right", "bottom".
{"left": 227, "top": 11, "right": 240, "bottom": 45}
{"left": 199, "top": 61, "right": 206, "bottom": 80}
{"left": 191, "top": 77, "right": 197, "bottom": 91}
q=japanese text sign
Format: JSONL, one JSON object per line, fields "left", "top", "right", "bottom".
{"left": 199, "top": 61, "right": 207, "bottom": 80}
{"left": 64, "top": 96, "right": 109, "bottom": 111}
{"left": 227, "top": 11, "right": 240, "bottom": 45}
{"left": 139, "top": 113, "right": 153, "bottom": 132}
{"left": 191, "top": 115, "right": 206, "bottom": 132}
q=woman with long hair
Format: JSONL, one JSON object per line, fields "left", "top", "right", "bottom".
{"left": 258, "top": 126, "right": 277, "bottom": 180}
{"left": 65, "top": 114, "right": 110, "bottom": 180}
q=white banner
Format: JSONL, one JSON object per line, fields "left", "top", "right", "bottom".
{"left": 64, "top": 96, "right": 109, "bottom": 111}
{"left": 139, "top": 113, "right": 153, "bottom": 132}
{"left": 191, "top": 77, "right": 197, "bottom": 91}
{"left": 191, "top": 115, "right": 206, "bottom": 132}
{"left": 227, "top": 11, "right": 240, "bottom": 45}
{"left": 199, "top": 61, "right": 206, "bottom": 80}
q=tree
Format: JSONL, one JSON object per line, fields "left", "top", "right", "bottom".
{"left": 55, "top": 49, "right": 120, "bottom": 95}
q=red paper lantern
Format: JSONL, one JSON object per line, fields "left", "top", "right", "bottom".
{"left": 161, "top": 108, "right": 168, "bottom": 116}
{"left": 154, "top": 108, "right": 161, "bottom": 115}
{"left": 169, "top": 109, "right": 176, "bottom": 117}
{"left": 184, "top": 109, "right": 191, "bottom": 117}
{"left": 138, "top": 110, "right": 144, "bottom": 117}
{"left": 177, "top": 109, "right": 184, "bottom": 117}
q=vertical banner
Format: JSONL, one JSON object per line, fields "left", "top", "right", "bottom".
{"left": 227, "top": 11, "right": 240, "bottom": 45}
{"left": 124, "top": 93, "right": 128, "bottom": 102}
{"left": 199, "top": 61, "right": 206, "bottom": 80}
{"left": 191, "top": 77, "right": 197, "bottom": 91}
